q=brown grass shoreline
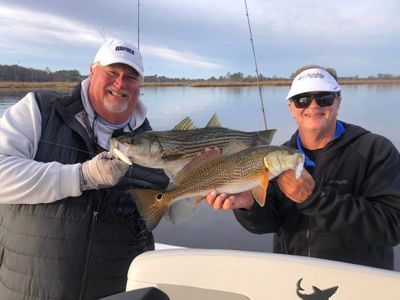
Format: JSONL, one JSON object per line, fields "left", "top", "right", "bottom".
{"left": 1, "top": 79, "right": 400, "bottom": 90}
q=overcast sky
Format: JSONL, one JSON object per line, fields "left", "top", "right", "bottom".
{"left": 1, "top": 0, "right": 399, "bottom": 78}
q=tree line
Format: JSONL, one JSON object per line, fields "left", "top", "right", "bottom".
{"left": 1, "top": 64, "right": 399, "bottom": 83}
{"left": 0, "top": 65, "right": 83, "bottom": 82}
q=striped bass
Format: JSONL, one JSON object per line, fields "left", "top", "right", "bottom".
{"left": 129, "top": 145, "right": 304, "bottom": 230}
{"left": 111, "top": 114, "right": 276, "bottom": 179}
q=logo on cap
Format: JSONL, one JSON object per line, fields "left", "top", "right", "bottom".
{"left": 115, "top": 46, "right": 135, "bottom": 55}
{"left": 297, "top": 72, "right": 325, "bottom": 81}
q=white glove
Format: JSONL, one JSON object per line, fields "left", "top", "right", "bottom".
{"left": 80, "top": 151, "right": 130, "bottom": 191}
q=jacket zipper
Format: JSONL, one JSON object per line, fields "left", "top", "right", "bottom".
{"left": 306, "top": 229, "right": 311, "bottom": 256}
{"left": 306, "top": 216, "right": 312, "bottom": 257}
{"left": 79, "top": 192, "right": 103, "bottom": 300}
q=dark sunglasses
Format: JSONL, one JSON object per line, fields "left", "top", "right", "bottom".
{"left": 290, "top": 93, "right": 338, "bottom": 109}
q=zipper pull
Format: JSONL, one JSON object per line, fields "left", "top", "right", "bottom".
{"left": 93, "top": 211, "right": 98, "bottom": 221}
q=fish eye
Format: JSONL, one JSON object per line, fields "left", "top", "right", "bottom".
{"left": 131, "top": 136, "right": 142, "bottom": 145}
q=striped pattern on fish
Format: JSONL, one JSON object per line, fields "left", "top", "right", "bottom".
{"left": 111, "top": 114, "right": 277, "bottom": 179}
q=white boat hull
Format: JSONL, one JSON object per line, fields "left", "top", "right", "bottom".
{"left": 126, "top": 249, "right": 400, "bottom": 299}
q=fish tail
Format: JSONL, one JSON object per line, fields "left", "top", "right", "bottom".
{"left": 256, "top": 129, "right": 277, "bottom": 145}
{"left": 128, "top": 188, "right": 169, "bottom": 230}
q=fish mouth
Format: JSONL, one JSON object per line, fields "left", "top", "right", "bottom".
{"left": 113, "top": 148, "right": 132, "bottom": 165}
{"left": 110, "top": 140, "right": 133, "bottom": 165}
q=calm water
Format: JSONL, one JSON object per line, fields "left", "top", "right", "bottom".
{"left": 1, "top": 85, "right": 400, "bottom": 271}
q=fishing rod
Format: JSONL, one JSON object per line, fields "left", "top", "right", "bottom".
{"left": 243, "top": 0, "right": 268, "bottom": 130}
{"left": 138, "top": 0, "right": 140, "bottom": 50}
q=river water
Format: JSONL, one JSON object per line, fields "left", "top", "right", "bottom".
{"left": 1, "top": 84, "right": 400, "bottom": 270}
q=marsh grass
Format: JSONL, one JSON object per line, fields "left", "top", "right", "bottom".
{"left": 0, "top": 82, "right": 78, "bottom": 91}
{"left": 1, "top": 79, "right": 400, "bottom": 90}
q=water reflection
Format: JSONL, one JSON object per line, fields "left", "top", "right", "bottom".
{"left": 1, "top": 85, "right": 400, "bottom": 271}
{"left": 1, "top": 85, "right": 399, "bottom": 149}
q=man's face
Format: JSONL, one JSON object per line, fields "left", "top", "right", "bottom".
{"left": 288, "top": 92, "right": 341, "bottom": 135}
{"left": 88, "top": 63, "right": 141, "bottom": 124}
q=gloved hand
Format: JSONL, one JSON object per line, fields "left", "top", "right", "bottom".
{"left": 80, "top": 151, "right": 130, "bottom": 191}
{"left": 116, "top": 164, "right": 170, "bottom": 190}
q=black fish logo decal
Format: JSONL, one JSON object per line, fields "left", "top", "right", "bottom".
{"left": 296, "top": 278, "right": 338, "bottom": 299}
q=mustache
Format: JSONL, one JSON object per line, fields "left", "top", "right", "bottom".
{"left": 106, "top": 87, "right": 130, "bottom": 97}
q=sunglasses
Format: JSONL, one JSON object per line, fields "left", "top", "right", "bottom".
{"left": 290, "top": 93, "right": 338, "bottom": 109}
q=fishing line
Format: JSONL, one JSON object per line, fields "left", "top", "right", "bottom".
{"left": 137, "top": 0, "right": 140, "bottom": 49}
{"left": 243, "top": 0, "right": 268, "bottom": 130}
{"left": 39, "top": 140, "right": 96, "bottom": 156}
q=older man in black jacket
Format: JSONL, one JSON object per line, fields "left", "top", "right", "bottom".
{"left": 0, "top": 39, "right": 169, "bottom": 299}
{"left": 205, "top": 65, "right": 400, "bottom": 270}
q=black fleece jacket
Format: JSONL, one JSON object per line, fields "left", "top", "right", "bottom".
{"left": 234, "top": 122, "right": 400, "bottom": 270}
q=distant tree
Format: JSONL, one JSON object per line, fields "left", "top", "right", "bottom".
{"left": 0, "top": 64, "right": 84, "bottom": 82}
{"left": 377, "top": 73, "right": 394, "bottom": 79}
{"left": 229, "top": 72, "right": 244, "bottom": 81}
{"left": 2, "top": 64, "right": 397, "bottom": 83}
{"left": 53, "top": 70, "right": 82, "bottom": 82}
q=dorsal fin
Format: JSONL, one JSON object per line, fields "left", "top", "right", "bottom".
{"left": 223, "top": 139, "right": 249, "bottom": 156}
{"left": 175, "top": 149, "right": 222, "bottom": 184}
{"left": 255, "top": 129, "right": 277, "bottom": 145}
{"left": 172, "top": 116, "right": 198, "bottom": 131}
{"left": 206, "top": 113, "right": 222, "bottom": 128}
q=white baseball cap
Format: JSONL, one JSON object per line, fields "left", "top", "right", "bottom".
{"left": 286, "top": 68, "right": 341, "bottom": 100}
{"left": 93, "top": 39, "right": 143, "bottom": 76}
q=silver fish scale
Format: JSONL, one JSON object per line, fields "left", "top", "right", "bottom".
{"left": 156, "top": 127, "right": 261, "bottom": 158}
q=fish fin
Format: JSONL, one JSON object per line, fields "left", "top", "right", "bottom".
{"left": 223, "top": 139, "right": 249, "bottom": 156}
{"left": 251, "top": 170, "right": 268, "bottom": 207}
{"left": 205, "top": 113, "right": 222, "bottom": 128}
{"left": 163, "top": 198, "right": 198, "bottom": 225}
{"left": 175, "top": 149, "right": 222, "bottom": 184}
{"left": 256, "top": 129, "right": 277, "bottom": 145}
{"left": 163, "top": 168, "right": 178, "bottom": 183}
{"left": 128, "top": 188, "right": 169, "bottom": 230}
{"left": 260, "top": 168, "right": 269, "bottom": 190}
{"left": 252, "top": 186, "right": 267, "bottom": 207}
{"left": 194, "top": 196, "right": 204, "bottom": 204}
{"left": 172, "top": 116, "right": 198, "bottom": 131}
{"left": 165, "top": 180, "right": 176, "bottom": 191}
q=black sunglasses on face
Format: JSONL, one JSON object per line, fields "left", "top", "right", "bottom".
{"left": 290, "top": 93, "right": 338, "bottom": 109}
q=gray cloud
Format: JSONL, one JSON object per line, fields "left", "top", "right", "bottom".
{"left": 1, "top": 0, "right": 399, "bottom": 78}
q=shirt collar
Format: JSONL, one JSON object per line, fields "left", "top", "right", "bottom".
{"left": 296, "top": 120, "right": 345, "bottom": 167}
{"left": 79, "top": 78, "right": 148, "bottom": 149}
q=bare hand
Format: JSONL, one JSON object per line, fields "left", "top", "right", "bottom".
{"left": 277, "top": 169, "right": 315, "bottom": 203}
{"left": 205, "top": 190, "right": 254, "bottom": 210}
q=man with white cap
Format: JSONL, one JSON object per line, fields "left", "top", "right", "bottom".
{"left": 207, "top": 65, "right": 400, "bottom": 270}
{"left": 0, "top": 39, "right": 169, "bottom": 299}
